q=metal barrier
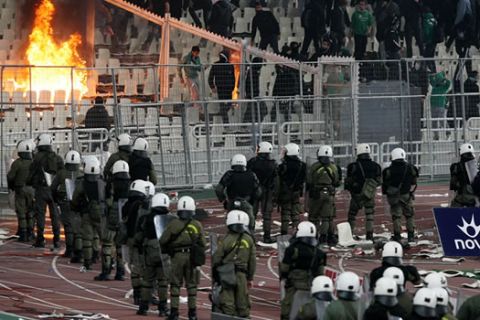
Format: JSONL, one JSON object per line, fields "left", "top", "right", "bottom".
{"left": 1, "top": 57, "right": 480, "bottom": 189}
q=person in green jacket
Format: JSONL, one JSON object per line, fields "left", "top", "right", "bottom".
{"left": 323, "top": 271, "right": 361, "bottom": 320}
{"left": 434, "top": 287, "right": 458, "bottom": 320}
{"left": 429, "top": 71, "right": 451, "bottom": 140}
{"left": 160, "top": 196, "right": 206, "bottom": 320}
{"left": 7, "top": 140, "right": 34, "bottom": 242}
{"left": 296, "top": 275, "right": 334, "bottom": 320}
{"left": 456, "top": 294, "right": 480, "bottom": 320}
{"left": 351, "top": 0, "right": 374, "bottom": 60}
{"left": 212, "top": 210, "right": 256, "bottom": 318}
{"left": 422, "top": 6, "right": 438, "bottom": 73}
{"left": 383, "top": 266, "right": 413, "bottom": 318}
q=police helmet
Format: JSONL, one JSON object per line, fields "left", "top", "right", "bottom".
{"left": 226, "top": 210, "right": 249, "bottom": 233}
{"left": 424, "top": 272, "right": 448, "bottom": 289}
{"left": 391, "top": 148, "right": 406, "bottom": 161}
{"left": 177, "top": 196, "right": 196, "bottom": 220}
{"left": 413, "top": 288, "right": 437, "bottom": 318}
{"left": 382, "top": 241, "right": 403, "bottom": 266}
{"left": 36, "top": 133, "right": 53, "bottom": 147}
{"left": 17, "top": 140, "right": 33, "bottom": 159}
{"left": 296, "top": 221, "right": 317, "bottom": 246}
{"left": 459, "top": 143, "right": 474, "bottom": 156}
{"left": 152, "top": 193, "right": 170, "bottom": 209}
{"left": 311, "top": 276, "right": 334, "bottom": 301}
{"left": 433, "top": 287, "right": 449, "bottom": 316}
{"left": 117, "top": 133, "right": 132, "bottom": 152}
{"left": 145, "top": 181, "right": 155, "bottom": 197}
{"left": 258, "top": 141, "right": 273, "bottom": 154}
{"left": 284, "top": 143, "right": 300, "bottom": 157}
{"left": 129, "top": 179, "right": 149, "bottom": 199}
{"left": 64, "top": 150, "right": 81, "bottom": 171}
{"left": 356, "top": 143, "right": 370, "bottom": 156}
{"left": 374, "top": 277, "right": 398, "bottom": 307}
{"left": 231, "top": 154, "right": 247, "bottom": 168}
{"left": 317, "top": 145, "right": 333, "bottom": 158}
{"left": 112, "top": 160, "right": 130, "bottom": 179}
{"left": 383, "top": 267, "right": 405, "bottom": 293}
{"left": 84, "top": 159, "right": 100, "bottom": 182}
{"left": 133, "top": 137, "right": 148, "bottom": 151}
{"left": 335, "top": 271, "right": 360, "bottom": 301}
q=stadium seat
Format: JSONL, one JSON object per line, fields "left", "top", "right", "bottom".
{"left": 243, "top": 7, "right": 256, "bottom": 21}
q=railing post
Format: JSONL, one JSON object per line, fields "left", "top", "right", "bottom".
{"left": 299, "top": 62, "right": 305, "bottom": 158}
{"left": 201, "top": 63, "right": 213, "bottom": 184}
{"left": 0, "top": 66, "right": 4, "bottom": 188}
{"left": 111, "top": 67, "right": 121, "bottom": 136}
{"left": 28, "top": 66, "right": 33, "bottom": 138}
{"left": 153, "top": 65, "right": 167, "bottom": 186}
{"left": 398, "top": 59, "right": 405, "bottom": 147}
{"left": 70, "top": 67, "right": 77, "bottom": 150}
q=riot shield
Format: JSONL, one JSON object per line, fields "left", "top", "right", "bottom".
{"left": 65, "top": 178, "right": 76, "bottom": 201}
{"left": 277, "top": 234, "right": 292, "bottom": 300}
{"left": 356, "top": 288, "right": 370, "bottom": 320}
{"left": 315, "top": 300, "right": 330, "bottom": 320}
{"left": 289, "top": 290, "right": 311, "bottom": 320}
{"left": 154, "top": 214, "right": 174, "bottom": 278}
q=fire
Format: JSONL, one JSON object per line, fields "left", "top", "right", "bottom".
{"left": 16, "top": 0, "right": 88, "bottom": 102}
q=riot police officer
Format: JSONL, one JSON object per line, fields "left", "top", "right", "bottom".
{"left": 363, "top": 277, "right": 408, "bottom": 319}
{"left": 383, "top": 267, "right": 413, "bottom": 317}
{"left": 71, "top": 158, "right": 105, "bottom": 270}
{"left": 7, "top": 140, "right": 34, "bottom": 242}
{"left": 136, "top": 193, "right": 175, "bottom": 316}
{"left": 382, "top": 148, "right": 419, "bottom": 243}
{"left": 103, "top": 133, "right": 132, "bottom": 181}
{"left": 212, "top": 210, "right": 256, "bottom": 318}
{"left": 307, "top": 145, "right": 341, "bottom": 245}
{"left": 129, "top": 137, "right": 157, "bottom": 185}
{"left": 296, "top": 276, "right": 334, "bottom": 320}
{"left": 51, "top": 150, "right": 81, "bottom": 257}
{"left": 160, "top": 196, "right": 206, "bottom": 320}
{"left": 345, "top": 143, "right": 382, "bottom": 240}
{"left": 215, "top": 154, "right": 261, "bottom": 233}
{"left": 277, "top": 143, "right": 306, "bottom": 235}
{"left": 95, "top": 160, "right": 130, "bottom": 281}
{"left": 411, "top": 288, "right": 438, "bottom": 320}
{"left": 450, "top": 143, "right": 476, "bottom": 207}
{"left": 323, "top": 271, "right": 361, "bottom": 320}
{"left": 27, "top": 133, "right": 63, "bottom": 248}
{"left": 280, "top": 221, "right": 327, "bottom": 320}
{"left": 247, "top": 142, "right": 278, "bottom": 243}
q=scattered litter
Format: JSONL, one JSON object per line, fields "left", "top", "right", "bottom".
{"left": 462, "top": 280, "right": 480, "bottom": 289}
{"left": 180, "top": 296, "right": 188, "bottom": 304}
{"left": 303, "top": 212, "right": 309, "bottom": 217}
{"left": 0, "top": 228, "right": 9, "bottom": 235}
{"left": 440, "top": 203, "right": 449, "bottom": 208}
{"left": 441, "top": 257, "right": 465, "bottom": 263}
{"left": 0, "top": 234, "right": 18, "bottom": 240}
{"left": 272, "top": 221, "right": 281, "bottom": 227}
{"left": 412, "top": 252, "right": 444, "bottom": 259}
{"left": 38, "top": 311, "right": 110, "bottom": 319}
{"left": 336, "top": 222, "right": 373, "bottom": 248}
{"left": 79, "top": 266, "right": 87, "bottom": 273}
{"left": 257, "top": 241, "right": 277, "bottom": 250}
{"left": 125, "top": 289, "right": 133, "bottom": 299}
{"left": 258, "top": 281, "right": 266, "bottom": 287}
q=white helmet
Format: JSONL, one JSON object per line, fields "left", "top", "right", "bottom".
{"left": 152, "top": 193, "right": 170, "bottom": 209}
{"left": 424, "top": 272, "right": 448, "bottom": 289}
{"left": 231, "top": 154, "right": 247, "bottom": 167}
{"left": 296, "top": 221, "right": 316, "bottom": 238}
{"left": 133, "top": 137, "right": 149, "bottom": 151}
{"left": 118, "top": 133, "right": 132, "bottom": 147}
{"left": 226, "top": 210, "right": 249, "bottom": 233}
{"left": 311, "top": 276, "right": 334, "bottom": 301}
{"left": 17, "top": 140, "right": 33, "bottom": 153}
{"left": 129, "top": 179, "right": 149, "bottom": 198}
{"left": 433, "top": 287, "right": 449, "bottom": 316}
{"left": 112, "top": 160, "right": 129, "bottom": 174}
{"left": 284, "top": 143, "right": 300, "bottom": 157}
{"left": 177, "top": 196, "right": 196, "bottom": 219}
{"left": 382, "top": 241, "right": 403, "bottom": 266}
{"left": 383, "top": 267, "right": 405, "bottom": 293}
{"left": 258, "top": 141, "right": 273, "bottom": 154}
{"left": 356, "top": 143, "right": 370, "bottom": 156}
{"left": 335, "top": 271, "right": 361, "bottom": 301}
{"left": 36, "top": 133, "right": 53, "bottom": 146}
{"left": 317, "top": 145, "right": 333, "bottom": 158}
{"left": 65, "top": 150, "right": 81, "bottom": 165}
{"left": 83, "top": 155, "right": 100, "bottom": 167}
{"left": 84, "top": 160, "right": 101, "bottom": 175}
{"left": 391, "top": 148, "right": 406, "bottom": 161}
{"left": 145, "top": 181, "right": 155, "bottom": 197}
{"left": 459, "top": 143, "right": 474, "bottom": 156}
{"left": 413, "top": 288, "right": 437, "bottom": 318}
{"left": 374, "top": 277, "right": 398, "bottom": 307}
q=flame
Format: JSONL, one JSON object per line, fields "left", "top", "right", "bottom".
{"left": 16, "top": 0, "right": 88, "bottom": 102}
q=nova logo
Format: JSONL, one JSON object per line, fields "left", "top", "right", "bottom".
{"left": 454, "top": 215, "right": 480, "bottom": 250}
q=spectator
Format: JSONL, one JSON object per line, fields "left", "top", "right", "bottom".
{"left": 400, "top": 0, "right": 424, "bottom": 58}
{"left": 351, "top": 0, "right": 374, "bottom": 60}
{"left": 84, "top": 96, "right": 111, "bottom": 152}
{"left": 178, "top": 46, "right": 202, "bottom": 107}
{"left": 464, "top": 71, "right": 480, "bottom": 120}
{"left": 251, "top": 0, "right": 280, "bottom": 53}
{"left": 327, "top": 0, "right": 350, "bottom": 55}
{"left": 429, "top": 71, "right": 451, "bottom": 140}
{"left": 309, "top": 34, "right": 336, "bottom": 60}
{"left": 384, "top": 13, "right": 401, "bottom": 61}
{"left": 243, "top": 57, "right": 267, "bottom": 123}
{"left": 208, "top": 50, "right": 236, "bottom": 124}
{"left": 422, "top": 6, "right": 439, "bottom": 72}
{"left": 374, "top": 0, "right": 401, "bottom": 59}
{"left": 300, "top": 0, "right": 327, "bottom": 58}
{"left": 187, "top": 0, "right": 212, "bottom": 29}
{"left": 208, "top": 0, "right": 233, "bottom": 37}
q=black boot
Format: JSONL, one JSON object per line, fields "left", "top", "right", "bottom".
{"left": 32, "top": 237, "right": 45, "bottom": 248}
{"left": 26, "top": 228, "right": 35, "bottom": 242}
{"left": 366, "top": 232, "right": 373, "bottom": 241}
{"left": 17, "top": 229, "right": 27, "bottom": 242}
{"left": 167, "top": 308, "right": 179, "bottom": 320}
{"left": 327, "top": 233, "right": 338, "bottom": 246}
{"left": 188, "top": 308, "right": 197, "bottom": 320}
{"left": 91, "top": 250, "right": 99, "bottom": 264}
{"left": 63, "top": 246, "right": 73, "bottom": 258}
{"left": 114, "top": 265, "right": 125, "bottom": 281}
{"left": 408, "top": 232, "right": 415, "bottom": 243}
{"left": 263, "top": 234, "right": 275, "bottom": 244}
{"left": 319, "top": 234, "right": 328, "bottom": 244}
{"left": 391, "top": 233, "right": 402, "bottom": 242}
{"left": 136, "top": 301, "right": 149, "bottom": 315}
{"left": 94, "top": 269, "right": 111, "bottom": 281}
{"left": 158, "top": 300, "right": 169, "bottom": 317}
{"left": 83, "top": 260, "right": 92, "bottom": 271}
{"left": 53, "top": 235, "right": 60, "bottom": 249}
{"left": 133, "top": 288, "right": 141, "bottom": 305}
{"left": 70, "top": 250, "right": 83, "bottom": 263}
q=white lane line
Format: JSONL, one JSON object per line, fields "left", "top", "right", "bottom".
{"left": 267, "top": 255, "right": 279, "bottom": 278}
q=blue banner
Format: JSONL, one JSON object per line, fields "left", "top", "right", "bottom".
{"left": 433, "top": 208, "right": 480, "bottom": 257}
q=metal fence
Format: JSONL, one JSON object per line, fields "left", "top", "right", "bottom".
{"left": 1, "top": 57, "right": 479, "bottom": 189}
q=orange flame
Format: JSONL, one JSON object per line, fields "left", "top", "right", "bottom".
{"left": 17, "top": 0, "right": 88, "bottom": 102}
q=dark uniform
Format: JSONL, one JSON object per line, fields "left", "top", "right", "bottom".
{"left": 129, "top": 150, "right": 157, "bottom": 185}
{"left": 363, "top": 301, "right": 408, "bottom": 320}
{"left": 247, "top": 153, "right": 277, "bottom": 242}
{"left": 449, "top": 152, "right": 476, "bottom": 207}
{"left": 323, "top": 297, "right": 358, "bottom": 320}
{"left": 345, "top": 154, "right": 382, "bottom": 240}
{"left": 160, "top": 217, "right": 206, "bottom": 319}
{"left": 215, "top": 167, "right": 261, "bottom": 232}
{"left": 456, "top": 294, "right": 480, "bottom": 320}
{"left": 307, "top": 160, "right": 341, "bottom": 243}
{"left": 280, "top": 238, "right": 327, "bottom": 320}
{"left": 103, "top": 149, "right": 131, "bottom": 182}
{"left": 27, "top": 145, "right": 63, "bottom": 247}
{"left": 212, "top": 229, "right": 256, "bottom": 317}
{"left": 277, "top": 155, "right": 306, "bottom": 235}
{"left": 370, "top": 263, "right": 421, "bottom": 290}
{"left": 7, "top": 153, "right": 33, "bottom": 242}
{"left": 382, "top": 159, "right": 419, "bottom": 242}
